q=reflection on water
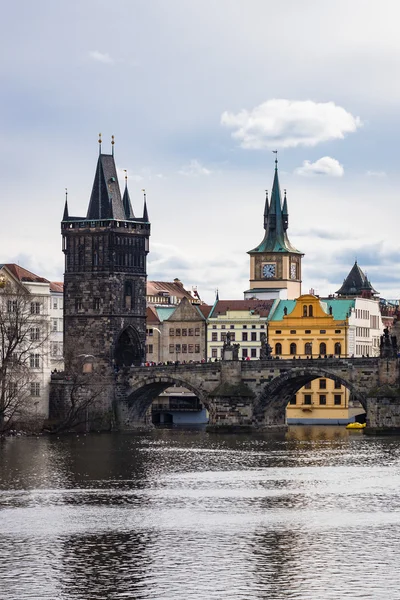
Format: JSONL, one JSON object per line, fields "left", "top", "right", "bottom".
{"left": 1, "top": 427, "right": 400, "bottom": 599}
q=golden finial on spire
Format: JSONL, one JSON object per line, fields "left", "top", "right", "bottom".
{"left": 98, "top": 133, "right": 102, "bottom": 154}
{"left": 111, "top": 134, "right": 115, "bottom": 156}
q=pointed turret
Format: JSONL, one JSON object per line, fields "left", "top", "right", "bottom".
{"left": 86, "top": 154, "right": 126, "bottom": 220}
{"left": 336, "top": 261, "right": 379, "bottom": 297}
{"left": 248, "top": 158, "right": 301, "bottom": 254}
{"left": 122, "top": 172, "right": 135, "bottom": 218}
{"left": 263, "top": 190, "right": 269, "bottom": 230}
{"left": 142, "top": 189, "right": 149, "bottom": 222}
{"left": 282, "top": 189, "right": 288, "bottom": 231}
{"left": 63, "top": 199, "right": 69, "bottom": 221}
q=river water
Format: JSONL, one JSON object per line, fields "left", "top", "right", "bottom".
{"left": 1, "top": 427, "right": 400, "bottom": 600}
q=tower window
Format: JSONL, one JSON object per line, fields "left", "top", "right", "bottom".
{"left": 124, "top": 281, "right": 133, "bottom": 309}
{"left": 93, "top": 298, "right": 100, "bottom": 310}
{"left": 75, "top": 298, "right": 82, "bottom": 311}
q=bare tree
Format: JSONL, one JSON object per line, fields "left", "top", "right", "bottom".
{"left": 49, "top": 352, "right": 113, "bottom": 433}
{"left": 0, "top": 279, "right": 50, "bottom": 432}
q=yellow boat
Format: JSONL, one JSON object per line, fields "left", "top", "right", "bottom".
{"left": 346, "top": 422, "right": 366, "bottom": 429}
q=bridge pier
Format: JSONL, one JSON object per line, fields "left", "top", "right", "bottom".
{"left": 365, "top": 359, "right": 400, "bottom": 435}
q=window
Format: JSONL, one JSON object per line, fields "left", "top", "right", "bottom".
{"left": 251, "top": 332, "right": 257, "bottom": 341}
{"left": 93, "top": 298, "right": 100, "bottom": 310}
{"left": 275, "top": 330, "right": 281, "bottom": 334}
{"left": 334, "top": 395, "right": 342, "bottom": 405}
{"left": 30, "top": 327, "right": 40, "bottom": 341}
{"left": 175, "top": 328, "right": 181, "bottom": 336}
{"left": 195, "top": 344, "right": 200, "bottom": 353}
{"left": 334, "top": 380, "right": 341, "bottom": 389}
{"left": 221, "top": 325, "right": 226, "bottom": 329}
{"left": 75, "top": 298, "right": 82, "bottom": 311}
{"left": 308, "top": 305, "right": 313, "bottom": 317}
{"left": 30, "top": 354, "right": 40, "bottom": 368}
{"left": 335, "top": 330, "right": 341, "bottom": 334}
{"left": 319, "top": 395, "right": 327, "bottom": 405}
{"left": 230, "top": 325, "right": 235, "bottom": 329}
{"left": 320, "top": 330, "right": 326, "bottom": 334}
{"left": 305, "top": 330, "right": 311, "bottom": 334}
{"left": 212, "top": 325, "right": 217, "bottom": 329}
{"left": 242, "top": 332, "right": 248, "bottom": 341}
{"left": 53, "top": 299, "right": 58, "bottom": 309}
{"left": 221, "top": 332, "right": 227, "bottom": 342}
{"left": 305, "top": 381, "right": 312, "bottom": 389}
{"left": 124, "top": 281, "right": 133, "bottom": 309}
{"left": 319, "top": 342, "right": 327, "bottom": 355}
{"left": 289, "top": 396, "right": 296, "bottom": 405}
{"left": 212, "top": 348, "right": 217, "bottom": 358}
{"left": 30, "top": 383, "right": 40, "bottom": 397}
{"left": 182, "top": 328, "right": 187, "bottom": 336}
{"left": 334, "top": 342, "right": 342, "bottom": 355}
{"left": 31, "top": 302, "right": 41, "bottom": 314}
{"left": 188, "top": 344, "right": 194, "bottom": 353}
{"left": 182, "top": 344, "right": 187, "bottom": 353}
{"left": 170, "top": 328, "right": 175, "bottom": 336}
{"left": 251, "top": 348, "right": 257, "bottom": 358}
{"left": 212, "top": 332, "right": 218, "bottom": 342}
{"left": 303, "top": 305, "right": 308, "bottom": 317}
{"left": 7, "top": 300, "right": 17, "bottom": 313}
{"left": 195, "top": 328, "right": 200, "bottom": 336}
{"left": 290, "top": 330, "right": 296, "bottom": 334}
{"left": 252, "top": 325, "right": 256, "bottom": 329}
{"left": 319, "top": 379, "right": 327, "bottom": 389}
{"left": 51, "top": 342, "right": 61, "bottom": 356}
{"left": 242, "top": 348, "right": 248, "bottom": 358}
{"left": 243, "top": 325, "right": 247, "bottom": 329}
{"left": 175, "top": 344, "right": 181, "bottom": 353}
{"left": 188, "top": 328, "right": 194, "bottom": 336}
{"left": 304, "top": 395, "right": 312, "bottom": 405}
{"left": 169, "top": 344, "right": 174, "bottom": 354}
{"left": 290, "top": 342, "right": 297, "bottom": 355}
{"left": 304, "top": 342, "right": 312, "bottom": 355}
{"left": 275, "top": 343, "right": 282, "bottom": 355}
{"left": 52, "top": 319, "right": 58, "bottom": 332}
{"left": 229, "top": 332, "right": 236, "bottom": 342}
{"left": 147, "top": 344, "right": 154, "bottom": 354}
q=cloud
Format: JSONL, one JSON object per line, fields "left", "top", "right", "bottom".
{"left": 294, "top": 156, "right": 344, "bottom": 177}
{"left": 366, "top": 170, "right": 387, "bottom": 178}
{"left": 292, "top": 228, "right": 350, "bottom": 240}
{"left": 221, "top": 99, "right": 362, "bottom": 149}
{"left": 178, "top": 159, "right": 211, "bottom": 176}
{"left": 88, "top": 50, "right": 114, "bottom": 65}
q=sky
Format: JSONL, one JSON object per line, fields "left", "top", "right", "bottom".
{"left": 2, "top": 0, "right": 400, "bottom": 304}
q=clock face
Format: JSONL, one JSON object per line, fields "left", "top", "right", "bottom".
{"left": 290, "top": 263, "right": 297, "bottom": 279}
{"left": 263, "top": 263, "right": 276, "bottom": 278}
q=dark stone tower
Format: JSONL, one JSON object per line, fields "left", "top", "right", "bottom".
{"left": 62, "top": 143, "right": 150, "bottom": 372}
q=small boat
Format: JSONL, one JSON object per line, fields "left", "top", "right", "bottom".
{"left": 346, "top": 422, "right": 366, "bottom": 429}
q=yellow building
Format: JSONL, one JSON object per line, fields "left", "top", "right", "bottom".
{"left": 268, "top": 294, "right": 355, "bottom": 424}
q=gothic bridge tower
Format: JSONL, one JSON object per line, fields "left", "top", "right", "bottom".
{"left": 244, "top": 157, "right": 303, "bottom": 300}
{"left": 62, "top": 139, "right": 150, "bottom": 371}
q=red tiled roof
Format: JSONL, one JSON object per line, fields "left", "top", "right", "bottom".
{"left": 211, "top": 299, "right": 274, "bottom": 317}
{"left": 146, "top": 306, "right": 160, "bottom": 323}
{"left": 197, "top": 305, "right": 213, "bottom": 318}
{"left": 50, "top": 281, "right": 64, "bottom": 293}
{"left": 3, "top": 264, "right": 49, "bottom": 283}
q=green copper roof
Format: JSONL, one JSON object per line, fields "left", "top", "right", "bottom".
{"left": 268, "top": 299, "right": 355, "bottom": 321}
{"left": 249, "top": 164, "right": 302, "bottom": 255}
{"left": 154, "top": 307, "right": 176, "bottom": 321}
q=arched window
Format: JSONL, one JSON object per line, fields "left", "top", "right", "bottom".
{"left": 319, "top": 342, "right": 326, "bottom": 356}
{"left": 303, "top": 305, "right": 308, "bottom": 317}
{"left": 334, "top": 342, "right": 341, "bottom": 356}
{"left": 124, "top": 281, "right": 133, "bottom": 309}
{"left": 308, "top": 305, "right": 313, "bottom": 317}
{"left": 304, "top": 342, "right": 312, "bottom": 356}
{"left": 290, "top": 342, "right": 297, "bottom": 355}
{"left": 275, "top": 343, "right": 282, "bottom": 355}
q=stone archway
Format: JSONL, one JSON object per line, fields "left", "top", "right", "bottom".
{"left": 115, "top": 326, "right": 142, "bottom": 367}
{"left": 253, "top": 366, "right": 366, "bottom": 428}
{"left": 118, "top": 375, "right": 208, "bottom": 429}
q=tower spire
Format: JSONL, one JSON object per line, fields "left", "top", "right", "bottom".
{"left": 142, "top": 189, "right": 149, "bottom": 221}
{"left": 98, "top": 132, "right": 102, "bottom": 155}
{"left": 111, "top": 134, "right": 115, "bottom": 156}
{"left": 282, "top": 188, "right": 288, "bottom": 230}
{"left": 63, "top": 188, "right": 69, "bottom": 220}
{"left": 122, "top": 169, "right": 135, "bottom": 219}
{"left": 263, "top": 190, "right": 269, "bottom": 230}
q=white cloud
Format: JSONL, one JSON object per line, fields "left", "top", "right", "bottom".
{"left": 366, "top": 170, "right": 387, "bottom": 178}
{"left": 178, "top": 159, "right": 211, "bottom": 176}
{"left": 294, "top": 156, "right": 344, "bottom": 177}
{"left": 89, "top": 50, "right": 114, "bottom": 65}
{"left": 221, "top": 99, "right": 362, "bottom": 149}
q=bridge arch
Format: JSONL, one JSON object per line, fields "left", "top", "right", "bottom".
{"left": 253, "top": 366, "right": 367, "bottom": 425}
{"left": 123, "top": 375, "right": 209, "bottom": 423}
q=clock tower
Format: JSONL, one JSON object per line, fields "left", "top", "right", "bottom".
{"left": 244, "top": 158, "right": 303, "bottom": 300}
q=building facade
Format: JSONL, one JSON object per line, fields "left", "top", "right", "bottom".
{"left": 245, "top": 159, "right": 303, "bottom": 300}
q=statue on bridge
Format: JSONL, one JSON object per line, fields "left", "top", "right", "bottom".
{"left": 222, "top": 331, "right": 240, "bottom": 360}
{"left": 380, "top": 327, "right": 398, "bottom": 358}
{"left": 260, "top": 332, "right": 272, "bottom": 360}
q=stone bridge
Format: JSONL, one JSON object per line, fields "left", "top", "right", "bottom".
{"left": 115, "top": 357, "right": 400, "bottom": 433}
